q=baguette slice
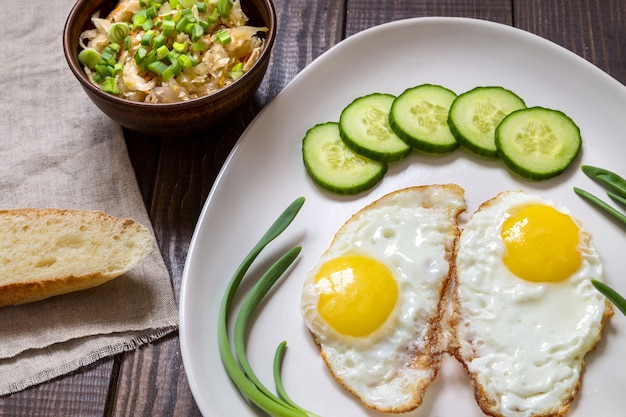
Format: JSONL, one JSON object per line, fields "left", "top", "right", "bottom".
{"left": 0, "top": 208, "right": 154, "bottom": 307}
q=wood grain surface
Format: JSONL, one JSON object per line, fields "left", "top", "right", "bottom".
{"left": 0, "top": 1, "right": 624, "bottom": 416}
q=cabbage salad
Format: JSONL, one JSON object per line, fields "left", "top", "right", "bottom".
{"left": 78, "top": 0, "right": 267, "bottom": 103}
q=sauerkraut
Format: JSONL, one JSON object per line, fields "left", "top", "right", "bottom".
{"left": 78, "top": 0, "right": 267, "bottom": 103}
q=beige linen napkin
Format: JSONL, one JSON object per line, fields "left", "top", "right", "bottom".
{"left": 0, "top": 0, "right": 179, "bottom": 395}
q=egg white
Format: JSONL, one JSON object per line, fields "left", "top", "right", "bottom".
{"left": 300, "top": 185, "right": 466, "bottom": 412}
{"left": 453, "top": 191, "right": 610, "bottom": 417}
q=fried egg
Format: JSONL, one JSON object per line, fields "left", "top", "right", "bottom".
{"left": 300, "top": 184, "right": 466, "bottom": 413}
{"left": 452, "top": 190, "right": 611, "bottom": 417}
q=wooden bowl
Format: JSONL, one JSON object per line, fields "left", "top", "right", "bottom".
{"left": 63, "top": 0, "right": 276, "bottom": 136}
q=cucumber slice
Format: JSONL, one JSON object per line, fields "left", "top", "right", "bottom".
{"left": 495, "top": 107, "right": 582, "bottom": 180}
{"left": 389, "top": 84, "right": 458, "bottom": 154}
{"left": 339, "top": 93, "right": 412, "bottom": 162}
{"left": 448, "top": 86, "right": 526, "bottom": 158}
{"left": 302, "top": 122, "right": 388, "bottom": 195}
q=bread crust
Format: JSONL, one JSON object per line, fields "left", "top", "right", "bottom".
{"left": 0, "top": 272, "right": 120, "bottom": 307}
{"left": 0, "top": 208, "right": 154, "bottom": 307}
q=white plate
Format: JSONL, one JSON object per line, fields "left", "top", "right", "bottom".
{"left": 180, "top": 17, "right": 626, "bottom": 417}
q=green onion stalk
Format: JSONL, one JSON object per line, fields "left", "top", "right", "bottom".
{"left": 217, "top": 197, "right": 320, "bottom": 417}
{"left": 576, "top": 164, "right": 626, "bottom": 316}
{"left": 575, "top": 165, "right": 626, "bottom": 225}
{"left": 592, "top": 279, "right": 626, "bottom": 316}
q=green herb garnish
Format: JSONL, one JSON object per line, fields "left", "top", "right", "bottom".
{"left": 232, "top": 246, "right": 301, "bottom": 400}
{"left": 217, "top": 197, "right": 319, "bottom": 417}
{"left": 576, "top": 164, "right": 626, "bottom": 316}
{"left": 574, "top": 165, "right": 626, "bottom": 226}
{"left": 217, "top": 0, "right": 233, "bottom": 17}
{"left": 108, "top": 22, "right": 130, "bottom": 44}
{"left": 592, "top": 279, "right": 626, "bottom": 316}
{"left": 83, "top": 0, "right": 239, "bottom": 95}
{"left": 573, "top": 187, "right": 626, "bottom": 225}
{"left": 582, "top": 165, "right": 626, "bottom": 198}
{"left": 273, "top": 341, "right": 308, "bottom": 411}
{"left": 78, "top": 48, "right": 100, "bottom": 69}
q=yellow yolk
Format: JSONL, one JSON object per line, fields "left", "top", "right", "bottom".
{"left": 501, "top": 204, "right": 581, "bottom": 282}
{"left": 314, "top": 255, "right": 398, "bottom": 337}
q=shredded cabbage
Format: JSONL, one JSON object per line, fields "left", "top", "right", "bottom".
{"left": 79, "top": 0, "right": 267, "bottom": 103}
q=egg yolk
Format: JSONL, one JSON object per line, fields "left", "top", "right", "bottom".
{"left": 314, "top": 255, "right": 398, "bottom": 337}
{"left": 501, "top": 204, "right": 581, "bottom": 282}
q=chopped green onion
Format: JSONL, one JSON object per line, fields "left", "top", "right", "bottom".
{"left": 181, "top": 7, "right": 196, "bottom": 23}
{"left": 80, "top": 0, "right": 262, "bottom": 98}
{"left": 156, "top": 45, "right": 170, "bottom": 59}
{"left": 132, "top": 10, "right": 148, "bottom": 28}
{"left": 216, "top": 29, "right": 231, "bottom": 44}
{"left": 172, "top": 41, "right": 187, "bottom": 53}
{"left": 95, "top": 64, "right": 107, "bottom": 76}
{"left": 176, "top": 54, "right": 193, "bottom": 68}
{"left": 582, "top": 165, "right": 626, "bottom": 199}
{"left": 230, "top": 61, "right": 243, "bottom": 79}
{"left": 191, "top": 23, "right": 204, "bottom": 41}
{"left": 100, "top": 47, "right": 116, "bottom": 64}
{"left": 147, "top": 60, "right": 169, "bottom": 75}
{"left": 574, "top": 187, "right": 626, "bottom": 225}
{"left": 145, "top": 3, "right": 158, "bottom": 19}
{"left": 217, "top": 0, "right": 233, "bottom": 17}
{"left": 175, "top": 16, "right": 190, "bottom": 32}
{"left": 141, "top": 30, "right": 155, "bottom": 46}
{"left": 196, "top": 1, "right": 207, "bottom": 13}
{"left": 592, "top": 279, "right": 626, "bottom": 316}
{"left": 142, "top": 49, "right": 158, "bottom": 68}
{"left": 142, "top": 19, "right": 154, "bottom": 30}
{"left": 169, "top": 57, "right": 182, "bottom": 75}
{"left": 101, "top": 77, "right": 119, "bottom": 94}
{"left": 153, "top": 33, "right": 167, "bottom": 49}
{"left": 167, "top": 49, "right": 182, "bottom": 62}
{"left": 78, "top": 48, "right": 100, "bottom": 69}
{"left": 161, "top": 66, "right": 176, "bottom": 81}
{"left": 206, "top": 8, "right": 219, "bottom": 24}
{"left": 172, "top": 9, "right": 183, "bottom": 22}
{"left": 134, "top": 46, "right": 149, "bottom": 64}
{"left": 162, "top": 19, "right": 176, "bottom": 36}
{"left": 108, "top": 22, "right": 130, "bottom": 44}
{"left": 192, "top": 40, "right": 208, "bottom": 52}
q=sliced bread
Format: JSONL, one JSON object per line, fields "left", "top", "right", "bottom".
{"left": 0, "top": 208, "right": 154, "bottom": 307}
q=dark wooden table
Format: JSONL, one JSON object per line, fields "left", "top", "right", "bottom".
{"left": 1, "top": 1, "right": 624, "bottom": 415}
